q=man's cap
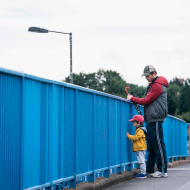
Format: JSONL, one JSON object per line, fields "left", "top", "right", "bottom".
{"left": 141, "top": 65, "right": 156, "bottom": 77}
{"left": 129, "top": 115, "right": 144, "bottom": 123}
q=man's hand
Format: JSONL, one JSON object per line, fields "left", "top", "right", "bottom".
{"left": 126, "top": 132, "right": 130, "bottom": 137}
{"left": 127, "top": 95, "right": 133, "bottom": 100}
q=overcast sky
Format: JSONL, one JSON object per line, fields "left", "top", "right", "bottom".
{"left": 0, "top": 0, "right": 190, "bottom": 87}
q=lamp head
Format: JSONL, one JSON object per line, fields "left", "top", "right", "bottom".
{"left": 28, "top": 27, "right": 49, "bottom": 33}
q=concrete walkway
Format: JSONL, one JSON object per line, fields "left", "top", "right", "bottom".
{"left": 105, "top": 163, "right": 190, "bottom": 190}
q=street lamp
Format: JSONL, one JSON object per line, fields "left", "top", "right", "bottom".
{"left": 28, "top": 27, "right": 73, "bottom": 84}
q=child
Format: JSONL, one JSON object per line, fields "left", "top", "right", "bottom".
{"left": 127, "top": 115, "right": 147, "bottom": 179}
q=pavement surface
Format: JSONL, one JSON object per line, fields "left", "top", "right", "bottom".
{"left": 105, "top": 163, "right": 190, "bottom": 190}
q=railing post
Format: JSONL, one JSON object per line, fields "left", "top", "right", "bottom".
{"left": 61, "top": 87, "right": 65, "bottom": 189}
{"left": 70, "top": 89, "right": 77, "bottom": 189}
{"left": 117, "top": 100, "right": 122, "bottom": 174}
{"left": 21, "top": 76, "right": 25, "bottom": 190}
{"left": 104, "top": 97, "right": 110, "bottom": 178}
{"left": 46, "top": 84, "right": 55, "bottom": 190}
{"left": 185, "top": 123, "right": 187, "bottom": 157}
{"left": 89, "top": 94, "right": 95, "bottom": 182}
{"left": 127, "top": 103, "right": 132, "bottom": 171}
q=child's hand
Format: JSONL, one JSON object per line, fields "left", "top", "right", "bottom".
{"left": 126, "top": 132, "right": 130, "bottom": 137}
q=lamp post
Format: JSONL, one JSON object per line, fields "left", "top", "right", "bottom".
{"left": 28, "top": 27, "right": 73, "bottom": 84}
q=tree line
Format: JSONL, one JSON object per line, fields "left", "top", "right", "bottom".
{"left": 64, "top": 70, "right": 190, "bottom": 122}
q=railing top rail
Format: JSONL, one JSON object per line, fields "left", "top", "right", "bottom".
{"left": 167, "top": 114, "right": 186, "bottom": 123}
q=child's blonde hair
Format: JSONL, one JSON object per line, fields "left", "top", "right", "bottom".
{"left": 133, "top": 120, "right": 143, "bottom": 125}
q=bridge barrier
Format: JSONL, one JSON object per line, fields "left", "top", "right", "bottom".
{"left": 0, "top": 67, "right": 187, "bottom": 190}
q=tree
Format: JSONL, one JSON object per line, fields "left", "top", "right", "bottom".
{"left": 97, "top": 69, "right": 128, "bottom": 98}
{"left": 178, "top": 79, "right": 190, "bottom": 114}
{"left": 64, "top": 69, "right": 146, "bottom": 99}
{"left": 169, "top": 77, "right": 184, "bottom": 87}
{"left": 64, "top": 72, "right": 103, "bottom": 91}
{"left": 175, "top": 112, "right": 190, "bottom": 123}
{"left": 65, "top": 72, "right": 86, "bottom": 86}
{"left": 128, "top": 84, "right": 146, "bottom": 98}
{"left": 167, "top": 84, "right": 180, "bottom": 115}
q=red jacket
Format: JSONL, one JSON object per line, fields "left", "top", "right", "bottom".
{"left": 131, "top": 76, "right": 168, "bottom": 105}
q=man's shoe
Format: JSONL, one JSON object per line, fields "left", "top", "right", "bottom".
{"left": 163, "top": 173, "right": 168, "bottom": 178}
{"left": 135, "top": 173, "right": 147, "bottom": 179}
{"left": 150, "top": 171, "right": 168, "bottom": 178}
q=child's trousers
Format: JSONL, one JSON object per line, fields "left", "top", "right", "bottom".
{"left": 136, "top": 151, "right": 146, "bottom": 174}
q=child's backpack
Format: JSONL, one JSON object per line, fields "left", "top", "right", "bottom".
{"left": 140, "top": 127, "right": 148, "bottom": 140}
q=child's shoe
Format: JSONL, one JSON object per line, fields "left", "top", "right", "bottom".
{"left": 150, "top": 171, "right": 168, "bottom": 178}
{"left": 135, "top": 173, "right": 147, "bottom": 179}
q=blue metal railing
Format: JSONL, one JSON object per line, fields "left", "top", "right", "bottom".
{"left": 186, "top": 123, "right": 190, "bottom": 157}
{"left": 0, "top": 67, "right": 188, "bottom": 190}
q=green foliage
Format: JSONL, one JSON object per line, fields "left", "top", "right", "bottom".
{"left": 96, "top": 69, "right": 128, "bottom": 98}
{"left": 178, "top": 79, "right": 190, "bottom": 114}
{"left": 64, "top": 69, "right": 146, "bottom": 98}
{"left": 128, "top": 85, "right": 146, "bottom": 98}
{"left": 65, "top": 72, "right": 103, "bottom": 91}
{"left": 167, "top": 84, "right": 180, "bottom": 115}
{"left": 167, "top": 78, "right": 190, "bottom": 122}
{"left": 169, "top": 77, "right": 183, "bottom": 87}
{"left": 175, "top": 112, "right": 190, "bottom": 123}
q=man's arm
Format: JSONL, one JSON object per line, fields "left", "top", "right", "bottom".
{"left": 130, "top": 84, "right": 162, "bottom": 105}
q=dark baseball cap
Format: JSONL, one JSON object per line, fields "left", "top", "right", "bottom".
{"left": 141, "top": 65, "right": 157, "bottom": 77}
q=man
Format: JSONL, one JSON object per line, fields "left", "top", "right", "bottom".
{"left": 127, "top": 65, "right": 168, "bottom": 178}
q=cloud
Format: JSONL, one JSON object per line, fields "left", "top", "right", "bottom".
{"left": 0, "top": 1, "right": 80, "bottom": 19}
{"left": 2, "top": 6, "right": 53, "bottom": 19}
{"left": 98, "top": 25, "right": 190, "bottom": 36}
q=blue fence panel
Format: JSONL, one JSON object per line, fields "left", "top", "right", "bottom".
{"left": 183, "top": 122, "right": 186, "bottom": 156}
{"left": 120, "top": 102, "right": 129, "bottom": 168}
{"left": 166, "top": 115, "right": 187, "bottom": 161}
{"left": 0, "top": 67, "right": 188, "bottom": 190}
{"left": 131, "top": 106, "right": 138, "bottom": 167}
{"left": 94, "top": 95, "right": 109, "bottom": 172}
{"left": 39, "top": 82, "right": 51, "bottom": 185}
{"left": 184, "top": 122, "right": 187, "bottom": 156}
{"left": 179, "top": 121, "right": 183, "bottom": 157}
{"left": 164, "top": 117, "right": 172, "bottom": 161}
{"left": 64, "top": 87, "right": 75, "bottom": 178}
{"left": 163, "top": 117, "right": 168, "bottom": 161}
{"left": 172, "top": 119, "right": 176, "bottom": 160}
{"left": 23, "top": 79, "right": 41, "bottom": 189}
{"left": 186, "top": 123, "right": 190, "bottom": 157}
{"left": 109, "top": 98, "right": 121, "bottom": 170}
{"left": 76, "top": 90, "right": 93, "bottom": 175}
{"left": 0, "top": 73, "right": 22, "bottom": 190}
{"left": 175, "top": 119, "right": 178, "bottom": 158}
{"left": 125, "top": 102, "right": 133, "bottom": 170}
{"left": 181, "top": 122, "right": 185, "bottom": 157}
{"left": 51, "top": 85, "right": 60, "bottom": 181}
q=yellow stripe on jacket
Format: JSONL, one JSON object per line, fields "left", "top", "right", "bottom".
{"left": 127, "top": 128, "right": 147, "bottom": 152}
